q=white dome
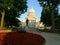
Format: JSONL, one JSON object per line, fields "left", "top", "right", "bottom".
{"left": 29, "top": 7, "right": 35, "bottom": 12}
{"left": 27, "top": 7, "right": 37, "bottom": 20}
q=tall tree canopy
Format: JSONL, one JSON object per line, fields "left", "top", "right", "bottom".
{"left": 38, "top": 0, "right": 60, "bottom": 31}
{"left": 4, "top": 9, "right": 20, "bottom": 27}
{"left": 55, "top": 15, "right": 60, "bottom": 29}
{"left": 41, "top": 7, "right": 58, "bottom": 26}
{"left": 0, "top": 0, "right": 27, "bottom": 28}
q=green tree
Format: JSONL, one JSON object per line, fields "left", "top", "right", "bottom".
{"left": 4, "top": 8, "right": 20, "bottom": 27}
{"left": 38, "top": 0, "right": 60, "bottom": 31}
{"left": 55, "top": 15, "right": 60, "bottom": 29}
{"left": 0, "top": 0, "right": 27, "bottom": 28}
{"left": 41, "top": 7, "right": 58, "bottom": 26}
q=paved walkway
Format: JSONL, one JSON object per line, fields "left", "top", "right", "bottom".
{"left": 25, "top": 27, "right": 60, "bottom": 45}
{"left": 40, "top": 32, "right": 60, "bottom": 45}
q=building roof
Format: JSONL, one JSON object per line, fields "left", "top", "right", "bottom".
{"left": 27, "top": 7, "right": 37, "bottom": 20}
{"left": 29, "top": 7, "right": 35, "bottom": 13}
{"left": 21, "top": 7, "right": 39, "bottom": 22}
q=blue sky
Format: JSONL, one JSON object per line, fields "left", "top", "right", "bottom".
{"left": 18, "top": 0, "right": 42, "bottom": 21}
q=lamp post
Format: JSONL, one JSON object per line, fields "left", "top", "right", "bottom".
{"left": 26, "top": 19, "right": 29, "bottom": 27}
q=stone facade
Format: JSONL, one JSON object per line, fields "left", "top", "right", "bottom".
{"left": 20, "top": 7, "right": 44, "bottom": 29}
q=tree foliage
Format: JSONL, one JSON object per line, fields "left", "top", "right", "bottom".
{"left": 38, "top": 0, "right": 60, "bottom": 8}
{"left": 0, "top": 0, "right": 28, "bottom": 28}
{"left": 38, "top": 0, "right": 60, "bottom": 30}
{"left": 41, "top": 7, "right": 58, "bottom": 26}
{"left": 55, "top": 15, "right": 60, "bottom": 29}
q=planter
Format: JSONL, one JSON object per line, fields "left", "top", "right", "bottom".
{"left": 0, "top": 32, "right": 45, "bottom": 45}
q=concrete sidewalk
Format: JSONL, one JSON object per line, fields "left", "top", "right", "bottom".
{"left": 40, "top": 32, "right": 60, "bottom": 45}
{"left": 25, "top": 27, "right": 60, "bottom": 45}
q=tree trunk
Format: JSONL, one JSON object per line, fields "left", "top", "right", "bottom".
{"left": 51, "top": 10, "right": 55, "bottom": 31}
{"left": 0, "top": 10, "right": 5, "bottom": 29}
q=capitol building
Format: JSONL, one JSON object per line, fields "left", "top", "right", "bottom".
{"left": 20, "top": 7, "right": 44, "bottom": 29}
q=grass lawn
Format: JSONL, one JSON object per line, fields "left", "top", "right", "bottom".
{"left": 0, "top": 32, "right": 45, "bottom": 45}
